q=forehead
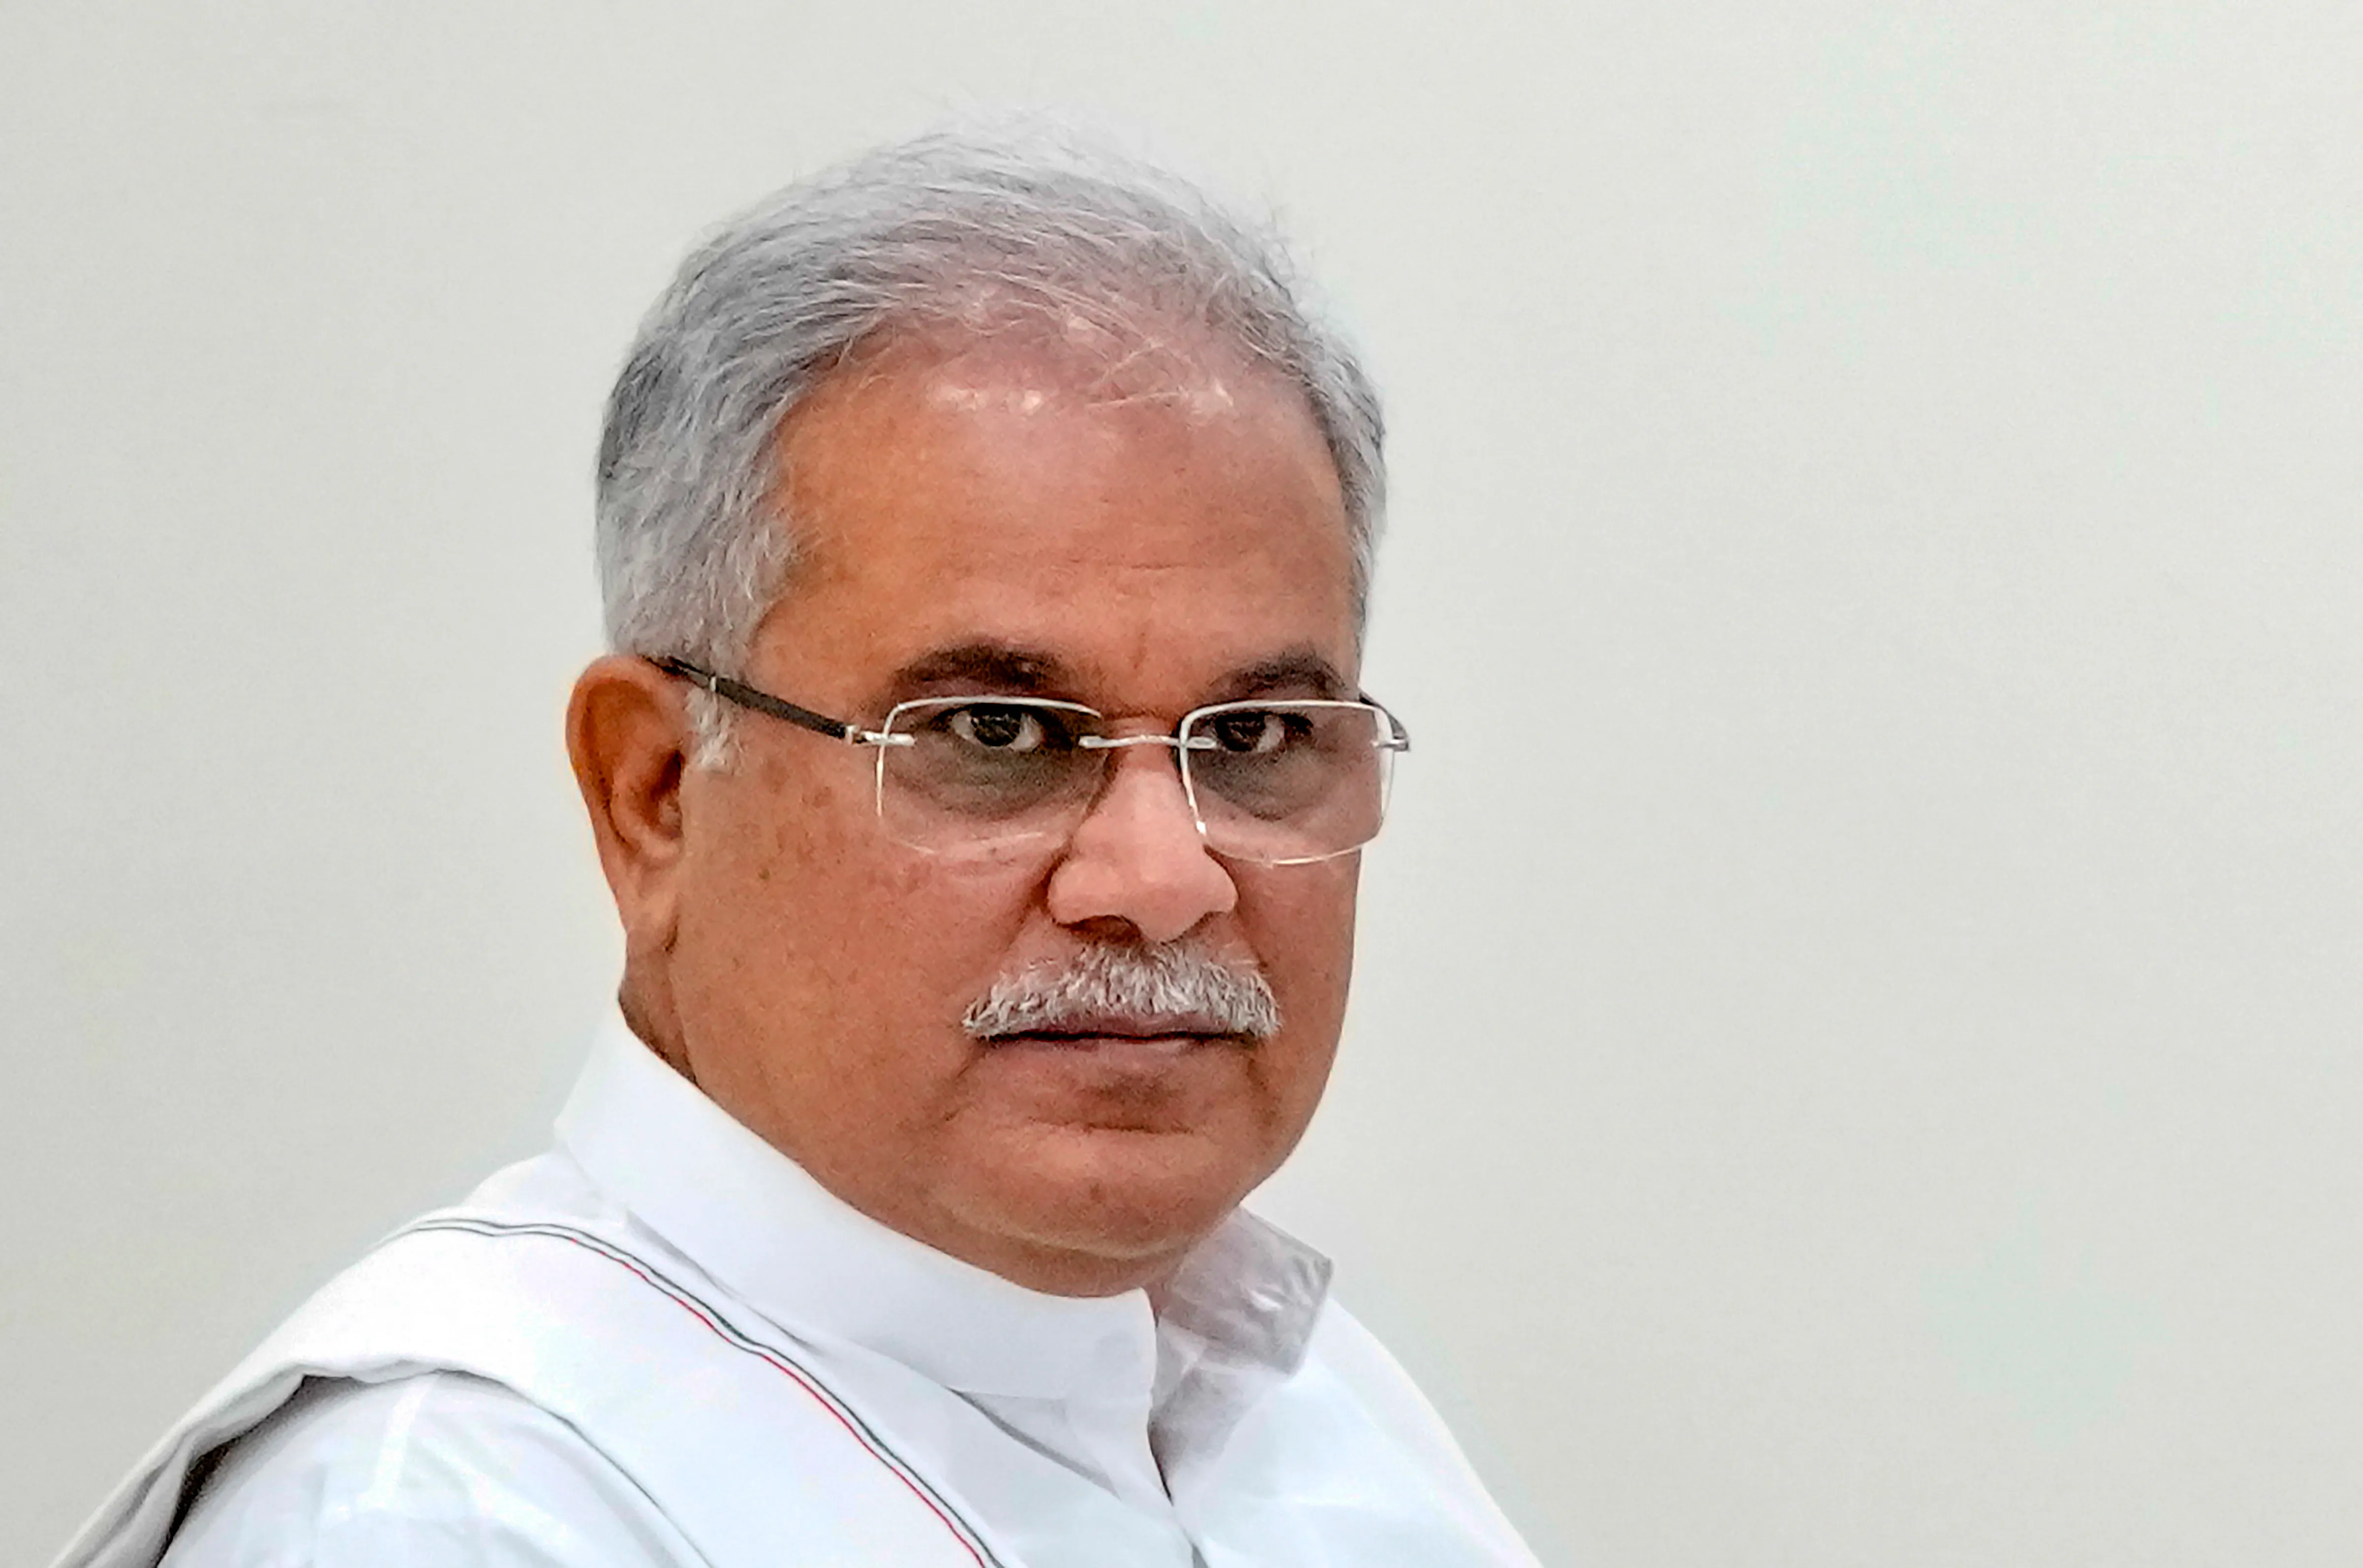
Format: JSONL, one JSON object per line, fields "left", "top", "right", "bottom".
{"left": 761, "top": 333, "right": 1358, "bottom": 706}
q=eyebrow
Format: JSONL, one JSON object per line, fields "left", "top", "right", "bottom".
{"left": 1207, "top": 648, "right": 1353, "bottom": 703}
{"left": 887, "top": 643, "right": 1070, "bottom": 697}
{"left": 881, "top": 641, "right": 1353, "bottom": 708}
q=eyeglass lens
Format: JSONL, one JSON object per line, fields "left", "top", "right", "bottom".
{"left": 874, "top": 697, "right": 1397, "bottom": 864}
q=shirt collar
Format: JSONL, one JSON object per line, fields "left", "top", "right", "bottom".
{"left": 553, "top": 1008, "right": 1329, "bottom": 1405}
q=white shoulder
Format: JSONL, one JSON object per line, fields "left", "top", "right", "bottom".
{"left": 159, "top": 1371, "right": 703, "bottom": 1568}
{"left": 1307, "top": 1301, "right": 1544, "bottom": 1566}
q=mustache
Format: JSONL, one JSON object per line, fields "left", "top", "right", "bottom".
{"left": 961, "top": 942, "right": 1282, "bottom": 1041}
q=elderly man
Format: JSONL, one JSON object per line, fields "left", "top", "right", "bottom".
{"left": 58, "top": 127, "right": 1540, "bottom": 1568}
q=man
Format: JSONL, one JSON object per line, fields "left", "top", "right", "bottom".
{"left": 58, "top": 126, "right": 1541, "bottom": 1567}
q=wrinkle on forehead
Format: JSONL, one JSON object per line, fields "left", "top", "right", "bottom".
{"left": 928, "top": 381, "right": 1052, "bottom": 416}
{"left": 873, "top": 312, "right": 1262, "bottom": 424}
{"left": 769, "top": 318, "right": 1350, "bottom": 651}
{"left": 924, "top": 365, "right": 1245, "bottom": 420}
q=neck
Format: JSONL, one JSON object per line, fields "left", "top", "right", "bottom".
{"left": 618, "top": 970, "right": 694, "bottom": 1081}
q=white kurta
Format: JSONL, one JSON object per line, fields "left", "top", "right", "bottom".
{"left": 57, "top": 1013, "right": 1543, "bottom": 1567}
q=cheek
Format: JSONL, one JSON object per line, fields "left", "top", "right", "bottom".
{"left": 1265, "top": 855, "right": 1360, "bottom": 964}
{"left": 1238, "top": 863, "right": 1361, "bottom": 1053}
{"left": 704, "top": 755, "right": 1035, "bottom": 1033}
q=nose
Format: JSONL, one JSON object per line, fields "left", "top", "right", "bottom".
{"left": 1044, "top": 744, "right": 1238, "bottom": 943}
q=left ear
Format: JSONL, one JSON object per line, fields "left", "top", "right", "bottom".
{"left": 566, "top": 654, "right": 692, "bottom": 965}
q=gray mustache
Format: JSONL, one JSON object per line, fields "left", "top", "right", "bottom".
{"left": 962, "top": 943, "right": 1281, "bottom": 1041}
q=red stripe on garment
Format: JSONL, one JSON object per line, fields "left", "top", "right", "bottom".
{"left": 546, "top": 1231, "right": 991, "bottom": 1568}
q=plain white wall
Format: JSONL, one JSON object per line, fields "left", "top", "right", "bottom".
{"left": 6, "top": 2, "right": 2360, "bottom": 1561}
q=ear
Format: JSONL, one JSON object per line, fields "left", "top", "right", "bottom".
{"left": 567, "top": 654, "right": 693, "bottom": 961}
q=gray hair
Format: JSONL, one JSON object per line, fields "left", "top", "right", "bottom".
{"left": 593, "top": 122, "right": 1386, "bottom": 756}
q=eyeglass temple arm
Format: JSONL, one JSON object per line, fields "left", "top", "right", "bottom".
{"left": 649, "top": 657, "right": 864, "bottom": 744}
{"left": 1354, "top": 696, "right": 1412, "bottom": 752}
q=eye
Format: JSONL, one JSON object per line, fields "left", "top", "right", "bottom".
{"left": 1208, "top": 708, "right": 1303, "bottom": 755}
{"left": 945, "top": 703, "right": 1055, "bottom": 752}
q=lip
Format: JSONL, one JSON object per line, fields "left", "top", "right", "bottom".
{"left": 982, "top": 1013, "right": 1238, "bottom": 1047}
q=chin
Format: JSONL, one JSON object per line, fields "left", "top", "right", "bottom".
{"left": 965, "top": 1124, "right": 1268, "bottom": 1282}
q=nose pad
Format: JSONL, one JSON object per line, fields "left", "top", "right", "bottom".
{"left": 1046, "top": 740, "right": 1235, "bottom": 941}
{"left": 1073, "top": 731, "right": 1199, "bottom": 825}
{"left": 1078, "top": 737, "right": 1202, "bottom": 840}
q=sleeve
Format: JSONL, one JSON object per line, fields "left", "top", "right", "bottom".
{"left": 158, "top": 1371, "right": 705, "bottom": 1568}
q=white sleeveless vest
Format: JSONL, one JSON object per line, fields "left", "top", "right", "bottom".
{"left": 54, "top": 1017, "right": 1541, "bottom": 1568}
{"left": 56, "top": 1207, "right": 1029, "bottom": 1567}
{"left": 52, "top": 1208, "right": 1533, "bottom": 1568}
